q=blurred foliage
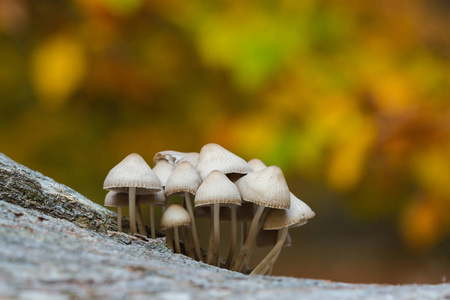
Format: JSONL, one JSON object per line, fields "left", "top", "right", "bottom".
{"left": 0, "top": 0, "right": 449, "bottom": 255}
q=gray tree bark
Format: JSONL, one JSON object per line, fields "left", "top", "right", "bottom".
{"left": 0, "top": 153, "right": 449, "bottom": 299}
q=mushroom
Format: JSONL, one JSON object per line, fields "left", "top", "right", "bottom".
{"left": 195, "top": 170, "right": 242, "bottom": 266}
{"left": 103, "top": 153, "right": 162, "bottom": 235}
{"left": 250, "top": 193, "right": 315, "bottom": 275}
{"left": 231, "top": 166, "right": 291, "bottom": 272}
{"left": 196, "top": 143, "right": 252, "bottom": 180}
{"left": 160, "top": 204, "right": 192, "bottom": 254}
{"left": 165, "top": 161, "right": 203, "bottom": 262}
{"left": 151, "top": 160, "right": 174, "bottom": 238}
{"left": 104, "top": 191, "right": 128, "bottom": 232}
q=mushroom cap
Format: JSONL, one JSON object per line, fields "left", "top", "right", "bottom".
{"left": 196, "top": 143, "right": 252, "bottom": 180}
{"left": 137, "top": 190, "right": 167, "bottom": 206}
{"left": 153, "top": 150, "right": 199, "bottom": 167}
{"left": 247, "top": 158, "right": 267, "bottom": 172}
{"left": 103, "top": 153, "right": 162, "bottom": 195}
{"left": 160, "top": 204, "right": 191, "bottom": 230}
{"left": 263, "top": 193, "right": 314, "bottom": 230}
{"left": 235, "top": 165, "right": 290, "bottom": 209}
{"left": 105, "top": 191, "right": 167, "bottom": 207}
{"left": 176, "top": 152, "right": 200, "bottom": 168}
{"left": 152, "top": 160, "right": 175, "bottom": 188}
{"left": 165, "top": 161, "right": 202, "bottom": 196}
{"left": 256, "top": 229, "right": 292, "bottom": 248}
{"left": 194, "top": 170, "right": 242, "bottom": 207}
{"left": 153, "top": 150, "right": 186, "bottom": 165}
{"left": 104, "top": 191, "right": 128, "bottom": 207}
{"left": 194, "top": 201, "right": 254, "bottom": 221}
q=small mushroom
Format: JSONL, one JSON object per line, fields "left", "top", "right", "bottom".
{"left": 195, "top": 170, "right": 242, "bottom": 266}
{"left": 103, "top": 153, "right": 162, "bottom": 235}
{"left": 160, "top": 204, "right": 192, "bottom": 254}
{"left": 231, "top": 166, "right": 291, "bottom": 272}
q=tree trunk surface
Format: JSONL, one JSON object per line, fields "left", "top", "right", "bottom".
{"left": 0, "top": 153, "right": 449, "bottom": 299}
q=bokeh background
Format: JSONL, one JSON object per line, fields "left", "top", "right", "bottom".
{"left": 1, "top": 0, "right": 450, "bottom": 284}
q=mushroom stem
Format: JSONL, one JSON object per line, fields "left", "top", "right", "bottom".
{"left": 225, "top": 205, "right": 237, "bottom": 269}
{"left": 117, "top": 207, "right": 122, "bottom": 232}
{"left": 206, "top": 206, "right": 214, "bottom": 264}
{"left": 174, "top": 226, "right": 181, "bottom": 253}
{"left": 135, "top": 204, "right": 147, "bottom": 236}
{"left": 265, "top": 265, "right": 275, "bottom": 276}
{"left": 262, "top": 248, "right": 281, "bottom": 276}
{"left": 128, "top": 187, "right": 137, "bottom": 235}
{"left": 241, "top": 209, "right": 269, "bottom": 271}
{"left": 182, "top": 227, "right": 195, "bottom": 259}
{"left": 165, "top": 229, "right": 174, "bottom": 252}
{"left": 184, "top": 193, "right": 203, "bottom": 262}
{"left": 240, "top": 221, "right": 247, "bottom": 250}
{"left": 211, "top": 203, "right": 220, "bottom": 267}
{"left": 150, "top": 204, "right": 156, "bottom": 239}
{"left": 250, "top": 227, "right": 288, "bottom": 275}
{"left": 231, "top": 205, "right": 265, "bottom": 272}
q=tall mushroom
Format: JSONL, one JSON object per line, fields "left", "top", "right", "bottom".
{"left": 195, "top": 170, "right": 242, "bottom": 266}
{"left": 165, "top": 161, "right": 203, "bottom": 262}
{"left": 231, "top": 166, "right": 291, "bottom": 272}
{"left": 160, "top": 204, "right": 192, "bottom": 254}
{"left": 251, "top": 193, "right": 315, "bottom": 275}
{"left": 103, "top": 153, "right": 162, "bottom": 235}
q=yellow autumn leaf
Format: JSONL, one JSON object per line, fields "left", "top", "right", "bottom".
{"left": 31, "top": 34, "right": 86, "bottom": 109}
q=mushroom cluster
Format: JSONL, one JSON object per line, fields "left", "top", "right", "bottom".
{"left": 103, "top": 143, "right": 314, "bottom": 275}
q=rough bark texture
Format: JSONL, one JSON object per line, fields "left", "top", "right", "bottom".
{"left": 1, "top": 153, "right": 449, "bottom": 299}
